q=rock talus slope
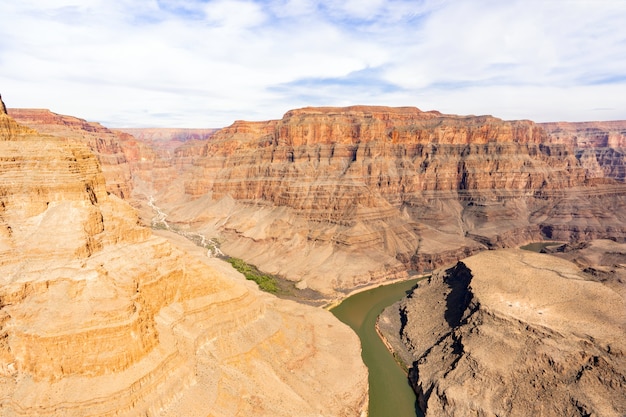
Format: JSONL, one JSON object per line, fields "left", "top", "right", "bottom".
{"left": 0, "top": 105, "right": 368, "bottom": 416}
{"left": 379, "top": 248, "right": 626, "bottom": 417}
{"left": 140, "top": 106, "right": 626, "bottom": 295}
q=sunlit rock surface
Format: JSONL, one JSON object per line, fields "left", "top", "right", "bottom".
{"left": 129, "top": 106, "right": 626, "bottom": 295}
{"left": 380, "top": 246, "right": 626, "bottom": 416}
{"left": 0, "top": 109, "right": 368, "bottom": 416}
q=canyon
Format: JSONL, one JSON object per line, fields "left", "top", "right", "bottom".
{"left": 114, "top": 106, "right": 626, "bottom": 297}
{"left": 5, "top": 100, "right": 626, "bottom": 416}
{"left": 0, "top": 100, "right": 368, "bottom": 416}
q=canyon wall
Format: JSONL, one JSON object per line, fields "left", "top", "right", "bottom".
{"left": 118, "top": 127, "right": 217, "bottom": 157}
{"left": 11, "top": 105, "right": 626, "bottom": 297}
{"left": 379, "top": 245, "right": 626, "bottom": 416}
{"left": 0, "top": 107, "right": 368, "bottom": 416}
{"left": 541, "top": 121, "right": 626, "bottom": 182}
{"left": 139, "top": 107, "right": 626, "bottom": 295}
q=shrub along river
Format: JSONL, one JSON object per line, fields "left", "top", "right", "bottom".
{"left": 331, "top": 278, "right": 424, "bottom": 417}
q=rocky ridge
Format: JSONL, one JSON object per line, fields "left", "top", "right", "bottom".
{"left": 0, "top": 107, "right": 368, "bottom": 416}
{"left": 379, "top": 246, "right": 626, "bottom": 416}
{"left": 139, "top": 106, "right": 626, "bottom": 295}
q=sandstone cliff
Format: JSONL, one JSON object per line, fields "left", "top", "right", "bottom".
{"left": 139, "top": 106, "right": 626, "bottom": 295}
{"left": 0, "top": 110, "right": 368, "bottom": 416}
{"left": 8, "top": 109, "right": 136, "bottom": 200}
{"left": 117, "top": 127, "right": 217, "bottom": 156}
{"left": 379, "top": 247, "right": 626, "bottom": 416}
{"left": 541, "top": 121, "right": 626, "bottom": 182}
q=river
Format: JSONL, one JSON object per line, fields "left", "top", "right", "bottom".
{"left": 331, "top": 279, "right": 423, "bottom": 417}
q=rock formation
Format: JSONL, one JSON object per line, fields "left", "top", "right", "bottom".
{"left": 8, "top": 108, "right": 137, "bottom": 200}
{"left": 0, "top": 108, "right": 368, "bottom": 415}
{"left": 117, "top": 127, "right": 217, "bottom": 156}
{"left": 379, "top": 247, "right": 626, "bottom": 417}
{"left": 9, "top": 105, "right": 626, "bottom": 298}
{"left": 541, "top": 121, "right": 626, "bottom": 182}
{"left": 133, "top": 106, "right": 626, "bottom": 295}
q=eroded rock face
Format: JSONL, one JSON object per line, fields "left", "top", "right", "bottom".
{"left": 0, "top": 111, "right": 368, "bottom": 416}
{"left": 8, "top": 108, "right": 136, "bottom": 200}
{"left": 12, "top": 106, "right": 626, "bottom": 297}
{"left": 141, "top": 106, "right": 626, "bottom": 295}
{"left": 117, "top": 127, "right": 217, "bottom": 156}
{"left": 379, "top": 248, "right": 626, "bottom": 417}
{"left": 541, "top": 121, "right": 626, "bottom": 182}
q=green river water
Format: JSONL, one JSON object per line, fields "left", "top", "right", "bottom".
{"left": 331, "top": 279, "right": 423, "bottom": 417}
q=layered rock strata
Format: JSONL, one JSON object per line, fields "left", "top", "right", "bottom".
{"left": 117, "top": 128, "right": 217, "bottom": 156}
{"left": 146, "top": 107, "right": 626, "bottom": 295}
{"left": 379, "top": 247, "right": 626, "bottom": 417}
{"left": 0, "top": 110, "right": 368, "bottom": 416}
{"left": 8, "top": 108, "right": 137, "bottom": 200}
{"left": 541, "top": 121, "right": 626, "bottom": 182}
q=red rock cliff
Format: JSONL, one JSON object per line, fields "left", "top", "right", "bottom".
{"left": 151, "top": 106, "right": 626, "bottom": 294}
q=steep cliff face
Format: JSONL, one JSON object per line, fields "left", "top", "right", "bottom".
{"left": 8, "top": 109, "right": 136, "bottom": 200}
{"left": 541, "top": 121, "right": 626, "bottom": 182}
{"left": 0, "top": 110, "right": 368, "bottom": 416}
{"left": 144, "top": 106, "right": 626, "bottom": 294}
{"left": 379, "top": 248, "right": 626, "bottom": 417}
{"left": 118, "top": 127, "right": 217, "bottom": 156}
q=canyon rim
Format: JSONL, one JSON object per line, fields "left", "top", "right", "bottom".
{"left": 3, "top": 96, "right": 626, "bottom": 416}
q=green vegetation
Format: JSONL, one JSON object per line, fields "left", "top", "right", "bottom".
{"left": 226, "top": 257, "right": 279, "bottom": 293}
{"left": 151, "top": 221, "right": 168, "bottom": 230}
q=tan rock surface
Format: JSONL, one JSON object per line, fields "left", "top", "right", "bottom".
{"left": 380, "top": 247, "right": 626, "bottom": 417}
{"left": 0, "top": 110, "right": 368, "bottom": 416}
{"left": 8, "top": 108, "right": 136, "bottom": 200}
{"left": 138, "top": 107, "right": 626, "bottom": 295}
{"left": 11, "top": 105, "right": 626, "bottom": 299}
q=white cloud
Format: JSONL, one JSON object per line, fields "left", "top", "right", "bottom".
{"left": 0, "top": 0, "right": 625, "bottom": 127}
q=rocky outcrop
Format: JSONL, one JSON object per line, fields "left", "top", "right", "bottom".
{"left": 0, "top": 95, "right": 6, "bottom": 115}
{"left": 142, "top": 107, "right": 626, "bottom": 295}
{"left": 0, "top": 110, "right": 368, "bottom": 416}
{"left": 8, "top": 109, "right": 136, "bottom": 200}
{"left": 379, "top": 247, "right": 626, "bottom": 417}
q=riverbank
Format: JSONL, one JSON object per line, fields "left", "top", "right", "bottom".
{"left": 331, "top": 278, "right": 423, "bottom": 417}
{"left": 375, "top": 318, "right": 410, "bottom": 374}
{"left": 324, "top": 273, "right": 428, "bottom": 310}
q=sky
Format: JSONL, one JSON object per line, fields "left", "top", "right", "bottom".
{"left": 1, "top": 0, "right": 625, "bottom": 128}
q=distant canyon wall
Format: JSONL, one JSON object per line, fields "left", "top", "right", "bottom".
{"left": 541, "top": 121, "right": 626, "bottom": 182}
{"left": 157, "top": 107, "right": 626, "bottom": 293}
{"left": 9, "top": 106, "right": 626, "bottom": 295}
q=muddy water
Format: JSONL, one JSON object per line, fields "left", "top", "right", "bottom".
{"left": 331, "top": 279, "right": 422, "bottom": 417}
{"left": 520, "top": 241, "right": 563, "bottom": 252}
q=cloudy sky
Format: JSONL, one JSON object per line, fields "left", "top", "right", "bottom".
{"left": 1, "top": 0, "right": 625, "bottom": 127}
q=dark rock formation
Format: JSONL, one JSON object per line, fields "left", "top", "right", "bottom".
{"left": 380, "top": 247, "right": 626, "bottom": 416}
